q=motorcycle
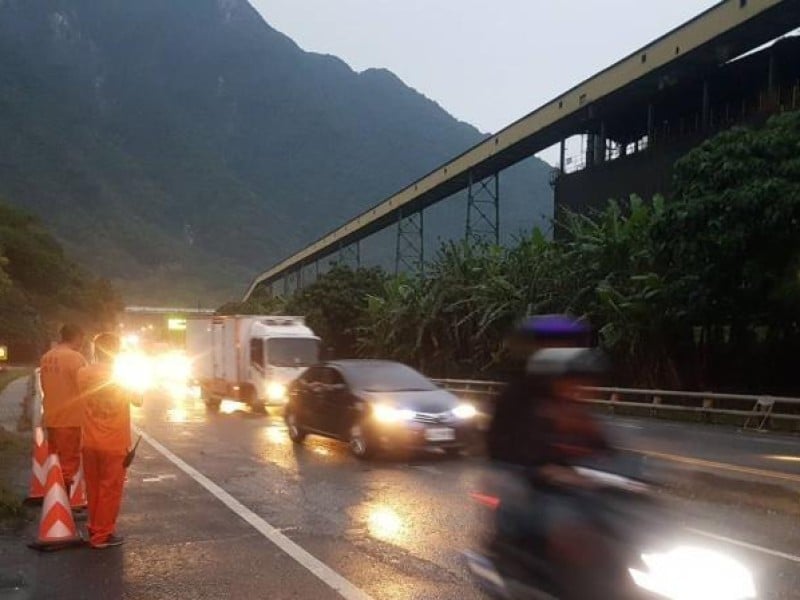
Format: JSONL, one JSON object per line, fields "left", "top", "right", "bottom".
{"left": 465, "top": 466, "right": 757, "bottom": 600}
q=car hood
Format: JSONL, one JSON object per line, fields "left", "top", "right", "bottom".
{"left": 360, "top": 389, "right": 460, "bottom": 413}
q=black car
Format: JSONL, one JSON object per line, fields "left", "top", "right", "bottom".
{"left": 284, "top": 360, "right": 478, "bottom": 458}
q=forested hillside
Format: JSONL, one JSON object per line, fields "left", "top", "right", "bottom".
{"left": 0, "top": 0, "right": 551, "bottom": 304}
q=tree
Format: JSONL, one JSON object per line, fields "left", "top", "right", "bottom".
{"left": 0, "top": 200, "right": 122, "bottom": 360}
{"left": 285, "top": 266, "right": 387, "bottom": 358}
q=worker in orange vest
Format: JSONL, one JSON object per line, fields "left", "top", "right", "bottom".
{"left": 77, "top": 332, "right": 141, "bottom": 549}
{"left": 40, "top": 324, "right": 88, "bottom": 493}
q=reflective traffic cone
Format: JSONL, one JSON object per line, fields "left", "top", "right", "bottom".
{"left": 29, "top": 455, "right": 84, "bottom": 551}
{"left": 25, "top": 427, "right": 50, "bottom": 504}
{"left": 69, "top": 460, "right": 88, "bottom": 510}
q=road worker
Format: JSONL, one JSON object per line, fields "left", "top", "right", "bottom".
{"left": 78, "top": 332, "right": 141, "bottom": 549}
{"left": 40, "top": 324, "right": 88, "bottom": 493}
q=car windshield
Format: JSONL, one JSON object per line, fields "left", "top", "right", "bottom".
{"left": 344, "top": 362, "right": 438, "bottom": 393}
{"left": 266, "top": 338, "right": 319, "bottom": 367}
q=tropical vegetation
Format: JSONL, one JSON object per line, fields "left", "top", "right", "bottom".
{"left": 223, "top": 112, "right": 800, "bottom": 393}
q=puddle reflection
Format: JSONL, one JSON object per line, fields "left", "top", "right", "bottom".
{"left": 366, "top": 505, "right": 405, "bottom": 542}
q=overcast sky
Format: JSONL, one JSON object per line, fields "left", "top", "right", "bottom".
{"left": 250, "top": 0, "right": 720, "bottom": 134}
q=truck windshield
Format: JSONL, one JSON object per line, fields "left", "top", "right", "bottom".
{"left": 266, "top": 338, "right": 319, "bottom": 367}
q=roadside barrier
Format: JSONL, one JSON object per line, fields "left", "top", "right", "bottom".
{"left": 29, "top": 455, "right": 84, "bottom": 551}
{"left": 25, "top": 426, "right": 50, "bottom": 504}
{"left": 433, "top": 379, "right": 800, "bottom": 432}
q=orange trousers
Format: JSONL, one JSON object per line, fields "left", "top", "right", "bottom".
{"left": 82, "top": 447, "right": 127, "bottom": 547}
{"left": 46, "top": 427, "right": 81, "bottom": 491}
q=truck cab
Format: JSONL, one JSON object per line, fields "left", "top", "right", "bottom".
{"left": 187, "top": 315, "right": 320, "bottom": 411}
{"left": 247, "top": 319, "right": 320, "bottom": 406}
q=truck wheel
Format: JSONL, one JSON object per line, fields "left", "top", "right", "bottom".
{"left": 285, "top": 411, "right": 306, "bottom": 443}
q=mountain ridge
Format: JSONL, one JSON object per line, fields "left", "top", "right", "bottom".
{"left": 0, "top": 0, "right": 551, "bottom": 305}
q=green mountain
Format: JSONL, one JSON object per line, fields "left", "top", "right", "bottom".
{"left": 0, "top": 0, "right": 551, "bottom": 305}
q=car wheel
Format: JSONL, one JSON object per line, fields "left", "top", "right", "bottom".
{"left": 349, "top": 424, "right": 372, "bottom": 459}
{"left": 286, "top": 411, "right": 307, "bottom": 443}
{"left": 203, "top": 391, "right": 221, "bottom": 412}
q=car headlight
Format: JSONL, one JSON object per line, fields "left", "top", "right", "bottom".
{"left": 113, "top": 352, "right": 154, "bottom": 393}
{"left": 629, "top": 546, "right": 756, "bottom": 600}
{"left": 373, "top": 404, "right": 416, "bottom": 423}
{"left": 452, "top": 403, "right": 477, "bottom": 419}
{"left": 267, "top": 382, "right": 287, "bottom": 402}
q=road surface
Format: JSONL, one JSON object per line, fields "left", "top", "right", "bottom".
{"left": 9, "top": 388, "right": 800, "bottom": 599}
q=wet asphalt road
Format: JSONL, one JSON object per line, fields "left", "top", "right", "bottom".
{"left": 118, "top": 390, "right": 800, "bottom": 600}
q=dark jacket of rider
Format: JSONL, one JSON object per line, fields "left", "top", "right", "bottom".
{"left": 487, "top": 372, "right": 610, "bottom": 478}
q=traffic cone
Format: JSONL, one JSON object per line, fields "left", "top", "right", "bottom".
{"left": 24, "top": 427, "right": 50, "bottom": 504}
{"left": 69, "top": 460, "right": 88, "bottom": 510}
{"left": 29, "top": 455, "right": 84, "bottom": 551}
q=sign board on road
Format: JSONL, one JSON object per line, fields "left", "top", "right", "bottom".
{"left": 167, "top": 318, "right": 187, "bottom": 331}
{"left": 0, "top": 345, "right": 7, "bottom": 361}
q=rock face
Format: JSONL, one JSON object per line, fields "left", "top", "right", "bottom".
{"left": 0, "top": 0, "right": 551, "bottom": 304}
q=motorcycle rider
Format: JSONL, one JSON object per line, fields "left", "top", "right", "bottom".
{"left": 486, "top": 316, "right": 612, "bottom": 594}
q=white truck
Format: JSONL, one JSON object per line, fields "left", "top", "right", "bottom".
{"left": 186, "top": 315, "right": 320, "bottom": 410}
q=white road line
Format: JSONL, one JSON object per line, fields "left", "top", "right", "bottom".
{"left": 688, "top": 528, "right": 800, "bottom": 564}
{"left": 135, "top": 428, "right": 374, "bottom": 600}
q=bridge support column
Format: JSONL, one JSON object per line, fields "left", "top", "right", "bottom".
{"left": 337, "top": 241, "right": 361, "bottom": 270}
{"left": 395, "top": 209, "right": 424, "bottom": 276}
{"left": 466, "top": 170, "right": 500, "bottom": 246}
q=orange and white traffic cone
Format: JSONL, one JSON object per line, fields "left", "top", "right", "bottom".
{"left": 29, "top": 455, "right": 84, "bottom": 551}
{"left": 25, "top": 426, "right": 50, "bottom": 504}
{"left": 69, "top": 460, "right": 88, "bottom": 511}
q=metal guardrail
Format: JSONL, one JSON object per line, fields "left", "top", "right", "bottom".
{"left": 433, "top": 378, "right": 800, "bottom": 432}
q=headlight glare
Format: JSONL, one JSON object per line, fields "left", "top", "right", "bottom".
{"left": 452, "top": 403, "right": 477, "bottom": 419}
{"left": 629, "top": 546, "right": 756, "bottom": 600}
{"left": 267, "top": 382, "right": 287, "bottom": 402}
{"left": 113, "top": 352, "right": 154, "bottom": 393}
{"left": 373, "top": 404, "right": 415, "bottom": 423}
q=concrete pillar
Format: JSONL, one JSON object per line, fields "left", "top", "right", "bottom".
{"left": 559, "top": 139, "right": 566, "bottom": 172}
{"left": 702, "top": 81, "right": 710, "bottom": 130}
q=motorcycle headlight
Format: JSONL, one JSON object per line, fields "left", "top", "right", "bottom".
{"left": 267, "top": 382, "right": 287, "bottom": 402}
{"left": 373, "top": 404, "right": 416, "bottom": 424}
{"left": 113, "top": 352, "right": 154, "bottom": 393}
{"left": 629, "top": 546, "right": 756, "bottom": 600}
{"left": 452, "top": 403, "right": 477, "bottom": 419}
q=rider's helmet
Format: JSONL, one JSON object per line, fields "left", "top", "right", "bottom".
{"left": 505, "top": 314, "right": 591, "bottom": 364}
{"left": 526, "top": 347, "right": 610, "bottom": 377}
{"left": 514, "top": 314, "right": 591, "bottom": 345}
{"left": 527, "top": 346, "right": 611, "bottom": 401}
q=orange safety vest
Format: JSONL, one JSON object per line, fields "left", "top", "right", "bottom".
{"left": 40, "top": 345, "right": 88, "bottom": 428}
{"left": 78, "top": 363, "right": 133, "bottom": 454}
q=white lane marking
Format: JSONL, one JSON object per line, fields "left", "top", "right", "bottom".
{"left": 135, "top": 428, "right": 374, "bottom": 600}
{"left": 688, "top": 528, "right": 800, "bottom": 564}
{"left": 142, "top": 474, "right": 177, "bottom": 483}
{"left": 612, "top": 422, "right": 644, "bottom": 430}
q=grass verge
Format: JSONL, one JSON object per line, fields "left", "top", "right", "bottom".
{"left": 0, "top": 424, "right": 30, "bottom": 526}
